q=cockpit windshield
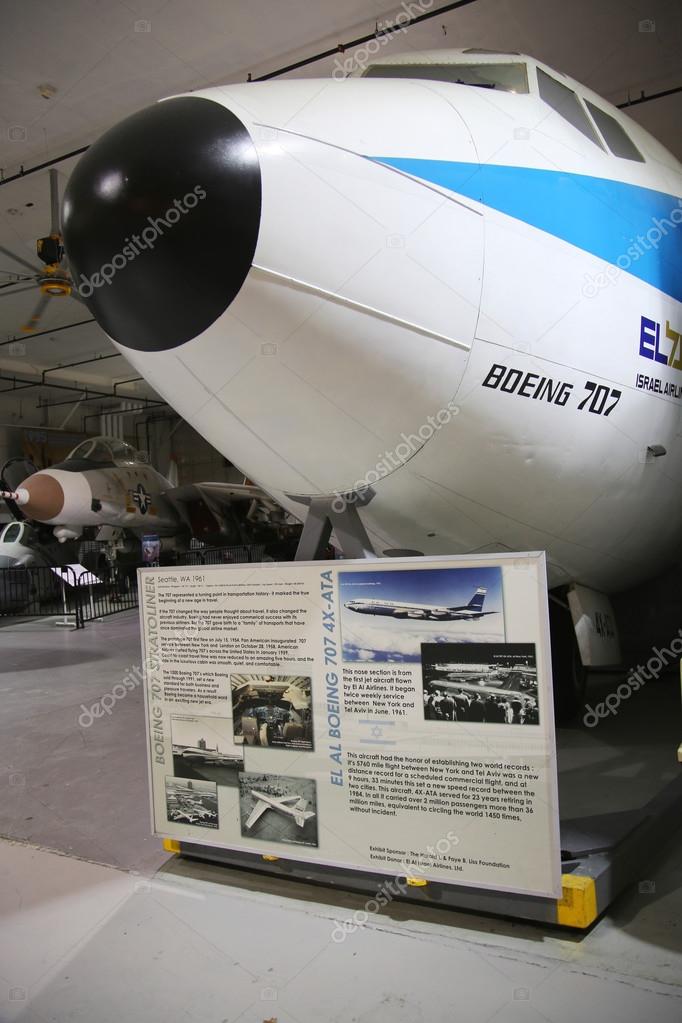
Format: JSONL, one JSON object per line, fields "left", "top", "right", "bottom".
{"left": 0, "top": 522, "right": 23, "bottom": 543}
{"left": 363, "top": 61, "right": 529, "bottom": 93}
{"left": 66, "top": 436, "right": 149, "bottom": 466}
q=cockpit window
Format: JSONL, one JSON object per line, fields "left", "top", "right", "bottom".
{"left": 67, "top": 438, "right": 114, "bottom": 464}
{"left": 67, "top": 436, "right": 148, "bottom": 466}
{"left": 364, "top": 62, "right": 529, "bottom": 93}
{"left": 585, "top": 101, "right": 645, "bottom": 162}
{"left": 1, "top": 523, "right": 22, "bottom": 543}
{"left": 537, "top": 68, "right": 604, "bottom": 148}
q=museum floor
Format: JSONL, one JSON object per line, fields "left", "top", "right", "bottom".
{"left": 1, "top": 611, "right": 681, "bottom": 1022}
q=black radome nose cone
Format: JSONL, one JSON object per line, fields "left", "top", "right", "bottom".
{"left": 62, "top": 96, "right": 261, "bottom": 352}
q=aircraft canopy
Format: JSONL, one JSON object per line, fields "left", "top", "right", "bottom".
{"left": 67, "top": 436, "right": 149, "bottom": 467}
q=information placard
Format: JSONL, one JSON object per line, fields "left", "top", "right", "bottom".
{"left": 139, "top": 553, "right": 561, "bottom": 897}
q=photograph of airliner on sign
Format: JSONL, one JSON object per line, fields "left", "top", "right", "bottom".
{"left": 421, "top": 642, "right": 539, "bottom": 726}
{"left": 165, "top": 777, "right": 219, "bottom": 829}
{"left": 344, "top": 586, "right": 495, "bottom": 622}
{"left": 339, "top": 566, "right": 505, "bottom": 662}
{"left": 246, "top": 791, "right": 315, "bottom": 830}
{"left": 171, "top": 715, "right": 243, "bottom": 787}
{"left": 238, "top": 772, "right": 318, "bottom": 848}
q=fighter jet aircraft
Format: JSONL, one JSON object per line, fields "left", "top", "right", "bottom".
{"left": 345, "top": 586, "right": 495, "bottom": 621}
{"left": 0, "top": 520, "right": 64, "bottom": 569}
{"left": 0, "top": 435, "right": 287, "bottom": 551}
{"left": 0, "top": 458, "right": 81, "bottom": 569}
{"left": 245, "top": 790, "right": 315, "bottom": 829}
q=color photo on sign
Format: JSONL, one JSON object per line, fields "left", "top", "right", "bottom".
{"left": 231, "top": 674, "right": 313, "bottom": 751}
{"left": 421, "top": 642, "right": 539, "bottom": 725}
{"left": 339, "top": 566, "right": 505, "bottom": 663}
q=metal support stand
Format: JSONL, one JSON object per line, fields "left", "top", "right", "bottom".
{"left": 290, "top": 490, "right": 377, "bottom": 560}
{"left": 54, "top": 576, "right": 77, "bottom": 629}
{"left": 165, "top": 774, "right": 682, "bottom": 929}
{"left": 87, "top": 582, "right": 103, "bottom": 623}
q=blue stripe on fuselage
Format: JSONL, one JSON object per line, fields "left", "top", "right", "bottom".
{"left": 370, "top": 158, "right": 682, "bottom": 303}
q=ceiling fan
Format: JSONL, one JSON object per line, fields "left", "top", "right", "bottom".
{"left": 0, "top": 168, "right": 80, "bottom": 333}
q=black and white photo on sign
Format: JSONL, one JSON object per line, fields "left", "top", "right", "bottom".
{"left": 421, "top": 642, "right": 540, "bottom": 725}
{"left": 231, "top": 674, "right": 313, "bottom": 750}
{"left": 339, "top": 566, "right": 505, "bottom": 663}
{"left": 238, "top": 771, "right": 318, "bottom": 848}
{"left": 171, "top": 715, "right": 243, "bottom": 787}
{"left": 165, "top": 776, "right": 219, "bottom": 829}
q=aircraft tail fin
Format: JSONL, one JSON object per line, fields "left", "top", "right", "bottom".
{"left": 166, "top": 458, "right": 179, "bottom": 488}
{"left": 466, "top": 587, "right": 487, "bottom": 612}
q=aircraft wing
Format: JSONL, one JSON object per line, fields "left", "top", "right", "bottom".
{"left": 162, "top": 481, "right": 288, "bottom": 541}
{"left": 245, "top": 800, "right": 271, "bottom": 828}
{"left": 162, "top": 481, "right": 280, "bottom": 509}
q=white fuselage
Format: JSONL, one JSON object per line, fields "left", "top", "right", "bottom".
{"left": 248, "top": 790, "right": 314, "bottom": 828}
{"left": 65, "top": 53, "right": 682, "bottom": 591}
{"left": 345, "top": 598, "right": 482, "bottom": 620}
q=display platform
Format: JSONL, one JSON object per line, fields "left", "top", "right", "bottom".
{"left": 140, "top": 503, "right": 682, "bottom": 930}
{"left": 161, "top": 749, "right": 682, "bottom": 930}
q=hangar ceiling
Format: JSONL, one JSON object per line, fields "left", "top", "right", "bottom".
{"left": 0, "top": 0, "right": 680, "bottom": 435}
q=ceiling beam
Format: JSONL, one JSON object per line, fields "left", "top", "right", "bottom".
{"left": 618, "top": 85, "right": 682, "bottom": 110}
{"left": 0, "top": 145, "right": 90, "bottom": 187}
{"left": 253, "top": 0, "right": 481, "bottom": 81}
{"left": 113, "top": 376, "right": 144, "bottom": 394}
{"left": 0, "top": 371, "right": 164, "bottom": 405}
{"left": 37, "top": 394, "right": 166, "bottom": 410}
{"left": 40, "top": 351, "right": 122, "bottom": 384}
{"left": 0, "top": 317, "right": 96, "bottom": 347}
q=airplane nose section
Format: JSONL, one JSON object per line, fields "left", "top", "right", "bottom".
{"left": 18, "top": 473, "right": 65, "bottom": 521}
{"left": 62, "top": 96, "right": 261, "bottom": 352}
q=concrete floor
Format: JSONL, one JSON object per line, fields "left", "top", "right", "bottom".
{"left": 0, "top": 613, "right": 166, "bottom": 875}
{"left": 0, "top": 612, "right": 681, "bottom": 1021}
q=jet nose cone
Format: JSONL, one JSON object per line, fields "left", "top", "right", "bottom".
{"left": 18, "top": 473, "right": 65, "bottom": 521}
{"left": 62, "top": 96, "right": 262, "bottom": 352}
